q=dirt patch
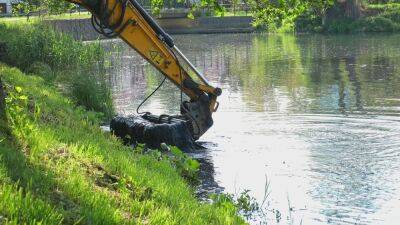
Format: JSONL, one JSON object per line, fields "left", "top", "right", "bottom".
{"left": 42, "top": 145, "right": 153, "bottom": 208}
{"left": 0, "top": 77, "right": 6, "bottom": 117}
{"left": 0, "top": 215, "right": 8, "bottom": 224}
{"left": 42, "top": 146, "right": 75, "bottom": 163}
{"left": 84, "top": 162, "right": 153, "bottom": 202}
{"left": 51, "top": 188, "right": 77, "bottom": 211}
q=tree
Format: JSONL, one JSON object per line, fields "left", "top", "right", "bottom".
{"left": 12, "top": 0, "right": 41, "bottom": 20}
{"left": 249, "top": 0, "right": 335, "bottom": 30}
{"left": 43, "top": 0, "right": 74, "bottom": 15}
{"left": 246, "top": 0, "right": 366, "bottom": 30}
{"left": 13, "top": 0, "right": 74, "bottom": 18}
{"left": 325, "top": 0, "right": 362, "bottom": 23}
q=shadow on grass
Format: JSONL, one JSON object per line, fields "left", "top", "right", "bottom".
{"left": 0, "top": 79, "right": 123, "bottom": 225}
{"left": 0, "top": 77, "right": 10, "bottom": 138}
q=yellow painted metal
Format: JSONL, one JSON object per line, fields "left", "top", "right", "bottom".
{"left": 67, "top": 0, "right": 218, "bottom": 101}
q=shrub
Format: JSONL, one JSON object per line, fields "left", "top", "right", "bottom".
{"left": 381, "top": 10, "right": 400, "bottom": 23}
{"left": 356, "top": 16, "right": 400, "bottom": 32}
{"left": 295, "top": 11, "right": 323, "bottom": 32}
{"left": 323, "top": 15, "right": 400, "bottom": 33}
{"left": 325, "top": 18, "right": 357, "bottom": 33}
{"left": 27, "top": 62, "right": 56, "bottom": 82}
{"left": 67, "top": 71, "right": 114, "bottom": 120}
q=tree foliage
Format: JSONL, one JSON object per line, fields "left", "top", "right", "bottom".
{"left": 42, "top": 0, "right": 74, "bottom": 14}
{"left": 147, "top": 0, "right": 336, "bottom": 30}
{"left": 12, "top": 0, "right": 74, "bottom": 16}
{"left": 248, "top": 0, "right": 335, "bottom": 30}
{"left": 12, "top": 0, "right": 40, "bottom": 16}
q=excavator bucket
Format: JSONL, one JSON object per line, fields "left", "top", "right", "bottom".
{"left": 110, "top": 97, "right": 214, "bottom": 149}
{"left": 110, "top": 114, "right": 196, "bottom": 149}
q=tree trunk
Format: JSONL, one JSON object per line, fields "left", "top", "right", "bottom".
{"left": 325, "top": 0, "right": 362, "bottom": 23}
{"left": 342, "top": 0, "right": 361, "bottom": 19}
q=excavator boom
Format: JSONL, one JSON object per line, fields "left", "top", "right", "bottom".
{"left": 66, "top": 0, "right": 221, "bottom": 142}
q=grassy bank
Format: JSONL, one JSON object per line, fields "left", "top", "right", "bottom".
{"left": 0, "top": 64, "right": 245, "bottom": 224}
{"left": 0, "top": 18, "right": 246, "bottom": 225}
{"left": 0, "top": 21, "right": 114, "bottom": 121}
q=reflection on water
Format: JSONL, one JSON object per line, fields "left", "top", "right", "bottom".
{"left": 103, "top": 33, "right": 400, "bottom": 224}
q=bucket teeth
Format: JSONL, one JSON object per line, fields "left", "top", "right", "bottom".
{"left": 181, "top": 95, "right": 214, "bottom": 140}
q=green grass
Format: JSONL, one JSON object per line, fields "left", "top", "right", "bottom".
{"left": 0, "top": 16, "right": 37, "bottom": 24}
{"left": 365, "top": 2, "right": 400, "bottom": 11}
{"left": 0, "top": 22, "right": 114, "bottom": 120}
{"left": 0, "top": 64, "right": 246, "bottom": 225}
{"left": 213, "top": 11, "right": 253, "bottom": 17}
{"left": 43, "top": 12, "right": 92, "bottom": 20}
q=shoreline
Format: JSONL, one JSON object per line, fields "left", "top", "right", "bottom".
{"left": 44, "top": 16, "right": 255, "bottom": 41}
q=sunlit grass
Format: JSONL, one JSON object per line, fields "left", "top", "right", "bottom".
{"left": 44, "top": 11, "right": 92, "bottom": 20}
{"left": 214, "top": 11, "right": 253, "bottom": 17}
{"left": 0, "top": 12, "right": 91, "bottom": 24}
{"left": 365, "top": 2, "right": 400, "bottom": 11}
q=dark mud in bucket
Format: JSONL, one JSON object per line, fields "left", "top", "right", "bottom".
{"left": 110, "top": 114, "right": 195, "bottom": 149}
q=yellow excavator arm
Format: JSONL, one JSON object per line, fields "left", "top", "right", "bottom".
{"left": 66, "top": 0, "right": 221, "bottom": 139}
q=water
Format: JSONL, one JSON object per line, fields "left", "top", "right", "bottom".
{"left": 103, "top": 33, "right": 400, "bottom": 225}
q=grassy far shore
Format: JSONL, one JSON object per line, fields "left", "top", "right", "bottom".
{"left": 0, "top": 21, "right": 246, "bottom": 224}
{"left": 326, "top": 3, "right": 400, "bottom": 33}
{"left": 288, "top": 2, "right": 400, "bottom": 33}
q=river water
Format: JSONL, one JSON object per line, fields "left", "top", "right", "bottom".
{"left": 103, "top": 33, "right": 400, "bottom": 225}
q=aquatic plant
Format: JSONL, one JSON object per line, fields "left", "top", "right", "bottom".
{"left": 210, "top": 190, "right": 260, "bottom": 221}
{"left": 141, "top": 144, "right": 201, "bottom": 184}
{"left": 356, "top": 15, "right": 400, "bottom": 32}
